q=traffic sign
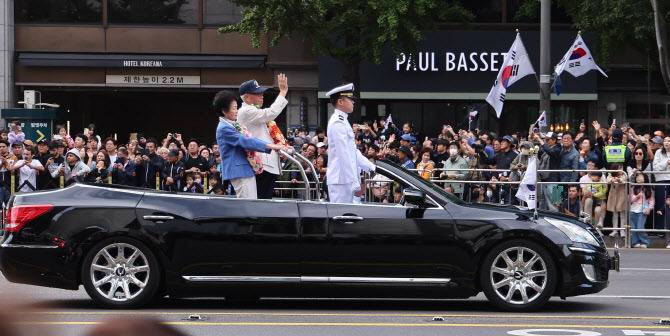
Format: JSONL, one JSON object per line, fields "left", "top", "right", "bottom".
{"left": 8, "top": 120, "right": 52, "bottom": 142}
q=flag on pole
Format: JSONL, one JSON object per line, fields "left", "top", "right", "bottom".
{"left": 553, "top": 74, "right": 562, "bottom": 96}
{"left": 553, "top": 33, "right": 607, "bottom": 95}
{"left": 515, "top": 155, "right": 538, "bottom": 209}
{"left": 538, "top": 111, "right": 547, "bottom": 128}
{"left": 486, "top": 32, "right": 536, "bottom": 118}
{"left": 382, "top": 114, "right": 393, "bottom": 134}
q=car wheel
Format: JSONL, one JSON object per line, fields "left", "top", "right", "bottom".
{"left": 81, "top": 237, "right": 161, "bottom": 308}
{"left": 480, "top": 239, "right": 557, "bottom": 311}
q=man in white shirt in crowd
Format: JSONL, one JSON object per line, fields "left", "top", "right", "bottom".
{"left": 10, "top": 146, "right": 44, "bottom": 192}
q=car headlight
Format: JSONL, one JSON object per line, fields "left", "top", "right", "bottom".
{"left": 545, "top": 217, "right": 600, "bottom": 246}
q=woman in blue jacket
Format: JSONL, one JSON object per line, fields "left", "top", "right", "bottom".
{"left": 213, "top": 91, "right": 285, "bottom": 199}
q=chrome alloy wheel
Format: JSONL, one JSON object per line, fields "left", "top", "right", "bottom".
{"left": 89, "top": 243, "right": 150, "bottom": 302}
{"left": 489, "top": 246, "right": 548, "bottom": 305}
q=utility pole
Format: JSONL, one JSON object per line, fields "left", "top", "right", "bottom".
{"left": 539, "top": 0, "right": 552, "bottom": 120}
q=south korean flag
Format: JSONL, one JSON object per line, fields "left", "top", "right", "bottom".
{"left": 486, "top": 32, "right": 536, "bottom": 118}
{"left": 516, "top": 155, "right": 538, "bottom": 209}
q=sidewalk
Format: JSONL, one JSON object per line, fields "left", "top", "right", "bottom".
{"left": 603, "top": 235, "right": 669, "bottom": 249}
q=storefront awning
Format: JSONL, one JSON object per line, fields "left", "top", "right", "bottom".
{"left": 17, "top": 53, "right": 266, "bottom": 69}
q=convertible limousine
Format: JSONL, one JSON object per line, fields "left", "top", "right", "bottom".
{"left": 0, "top": 156, "right": 619, "bottom": 311}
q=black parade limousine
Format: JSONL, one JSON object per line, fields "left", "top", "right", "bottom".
{"left": 0, "top": 156, "right": 619, "bottom": 311}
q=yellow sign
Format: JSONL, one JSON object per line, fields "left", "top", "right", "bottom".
{"left": 35, "top": 130, "right": 45, "bottom": 142}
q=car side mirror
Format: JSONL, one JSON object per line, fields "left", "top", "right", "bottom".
{"left": 402, "top": 188, "right": 426, "bottom": 207}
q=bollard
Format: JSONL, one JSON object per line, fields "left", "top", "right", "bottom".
{"left": 59, "top": 175, "right": 64, "bottom": 188}
{"left": 10, "top": 171, "right": 14, "bottom": 195}
{"left": 156, "top": 172, "right": 160, "bottom": 190}
{"left": 203, "top": 173, "right": 208, "bottom": 194}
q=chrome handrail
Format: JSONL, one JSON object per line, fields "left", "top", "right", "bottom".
{"left": 279, "top": 149, "right": 310, "bottom": 201}
{"left": 293, "top": 152, "right": 322, "bottom": 200}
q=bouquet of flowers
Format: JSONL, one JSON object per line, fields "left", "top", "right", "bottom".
{"left": 233, "top": 122, "right": 264, "bottom": 174}
{"left": 267, "top": 120, "right": 287, "bottom": 146}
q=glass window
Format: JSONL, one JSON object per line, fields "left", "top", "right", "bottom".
{"left": 204, "top": 0, "right": 244, "bottom": 25}
{"left": 15, "top": 0, "right": 102, "bottom": 24}
{"left": 626, "top": 103, "right": 669, "bottom": 135}
{"left": 109, "top": 0, "right": 198, "bottom": 25}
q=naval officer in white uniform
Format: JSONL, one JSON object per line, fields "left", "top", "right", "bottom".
{"left": 325, "top": 83, "right": 376, "bottom": 203}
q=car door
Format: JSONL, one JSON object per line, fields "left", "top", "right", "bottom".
{"left": 323, "top": 203, "right": 457, "bottom": 279}
{"left": 303, "top": 169, "right": 461, "bottom": 284}
{"left": 136, "top": 193, "right": 301, "bottom": 280}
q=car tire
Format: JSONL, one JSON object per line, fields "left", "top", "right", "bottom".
{"left": 480, "top": 239, "right": 557, "bottom": 311}
{"left": 81, "top": 237, "right": 161, "bottom": 308}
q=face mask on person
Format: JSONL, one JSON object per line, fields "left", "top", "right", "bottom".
{"left": 449, "top": 148, "right": 458, "bottom": 157}
{"left": 521, "top": 148, "right": 530, "bottom": 156}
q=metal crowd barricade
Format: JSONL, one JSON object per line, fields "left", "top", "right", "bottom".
{"left": 409, "top": 166, "right": 646, "bottom": 248}
{"left": 630, "top": 170, "right": 670, "bottom": 247}
{"left": 535, "top": 169, "right": 629, "bottom": 247}
{"left": 410, "top": 167, "right": 521, "bottom": 204}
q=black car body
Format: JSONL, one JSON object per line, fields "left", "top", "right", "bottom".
{"left": 0, "top": 160, "right": 619, "bottom": 310}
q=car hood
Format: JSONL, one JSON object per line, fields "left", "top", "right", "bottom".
{"left": 461, "top": 202, "right": 591, "bottom": 229}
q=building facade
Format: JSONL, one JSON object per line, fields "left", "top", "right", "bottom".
{"left": 2, "top": 0, "right": 668, "bottom": 143}
{"left": 9, "top": 0, "right": 319, "bottom": 144}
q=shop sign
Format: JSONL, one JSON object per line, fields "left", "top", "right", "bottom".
{"left": 122, "top": 60, "right": 164, "bottom": 68}
{"left": 106, "top": 75, "right": 200, "bottom": 86}
{"left": 320, "top": 30, "right": 598, "bottom": 95}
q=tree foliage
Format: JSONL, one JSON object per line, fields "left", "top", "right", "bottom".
{"left": 219, "top": 0, "right": 473, "bottom": 82}
{"left": 514, "top": 0, "right": 660, "bottom": 65}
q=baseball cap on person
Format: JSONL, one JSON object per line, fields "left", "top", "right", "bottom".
{"left": 168, "top": 149, "right": 179, "bottom": 157}
{"left": 316, "top": 142, "right": 327, "bottom": 148}
{"left": 239, "top": 79, "right": 267, "bottom": 96}
{"left": 37, "top": 139, "right": 49, "bottom": 145}
{"left": 50, "top": 140, "right": 65, "bottom": 149}
{"left": 398, "top": 146, "right": 412, "bottom": 157}
{"left": 519, "top": 141, "right": 532, "bottom": 149}
{"left": 501, "top": 135, "right": 514, "bottom": 143}
{"left": 400, "top": 134, "right": 415, "bottom": 142}
{"left": 544, "top": 132, "right": 558, "bottom": 140}
{"left": 652, "top": 136, "right": 664, "bottom": 144}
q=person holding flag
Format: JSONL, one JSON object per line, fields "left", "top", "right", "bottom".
{"left": 486, "top": 30, "right": 536, "bottom": 118}
{"left": 553, "top": 32, "right": 607, "bottom": 95}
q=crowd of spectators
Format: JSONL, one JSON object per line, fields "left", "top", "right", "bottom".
{"left": 287, "top": 117, "right": 670, "bottom": 248}
{"left": 1, "top": 114, "right": 669, "bottom": 248}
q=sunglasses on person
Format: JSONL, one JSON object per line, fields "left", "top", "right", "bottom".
{"left": 635, "top": 152, "right": 644, "bottom": 156}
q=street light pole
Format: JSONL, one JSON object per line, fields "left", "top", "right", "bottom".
{"left": 539, "top": 0, "right": 552, "bottom": 120}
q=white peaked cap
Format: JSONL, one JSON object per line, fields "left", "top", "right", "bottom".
{"left": 326, "top": 83, "right": 355, "bottom": 98}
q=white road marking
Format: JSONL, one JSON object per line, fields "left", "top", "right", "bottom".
{"left": 583, "top": 295, "right": 670, "bottom": 299}
{"left": 620, "top": 268, "right": 670, "bottom": 272}
{"left": 508, "top": 329, "right": 602, "bottom": 336}
{"left": 623, "top": 330, "right": 670, "bottom": 336}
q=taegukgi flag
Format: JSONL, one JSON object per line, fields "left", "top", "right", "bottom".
{"left": 535, "top": 111, "right": 547, "bottom": 128}
{"left": 554, "top": 33, "right": 607, "bottom": 82}
{"left": 516, "top": 154, "right": 538, "bottom": 209}
{"left": 486, "top": 32, "right": 536, "bottom": 118}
